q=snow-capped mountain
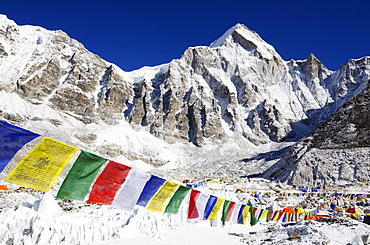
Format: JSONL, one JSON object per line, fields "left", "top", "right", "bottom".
{"left": 0, "top": 15, "right": 369, "bottom": 180}
{"left": 262, "top": 77, "right": 370, "bottom": 185}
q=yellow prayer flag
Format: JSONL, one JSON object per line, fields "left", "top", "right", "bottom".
{"left": 242, "top": 205, "right": 251, "bottom": 225}
{"left": 5, "top": 137, "right": 78, "bottom": 192}
{"left": 272, "top": 211, "right": 280, "bottom": 221}
{"left": 208, "top": 198, "right": 225, "bottom": 220}
{"left": 146, "top": 181, "right": 180, "bottom": 213}
{"left": 259, "top": 209, "right": 269, "bottom": 221}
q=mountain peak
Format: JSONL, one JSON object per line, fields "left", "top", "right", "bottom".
{"left": 209, "top": 23, "right": 249, "bottom": 48}
{"left": 209, "top": 23, "right": 279, "bottom": 60}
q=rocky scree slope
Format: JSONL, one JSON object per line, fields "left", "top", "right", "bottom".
{"left": 262, "top": 68, "right": 370, "bottom": 185}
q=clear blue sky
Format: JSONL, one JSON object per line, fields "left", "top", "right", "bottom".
{"left": 2, "top": 0, "right": 369, "bottom": 71}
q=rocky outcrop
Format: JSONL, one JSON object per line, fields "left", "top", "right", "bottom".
{"left": 262, "top": 80, "right": 370, "bottom": 185}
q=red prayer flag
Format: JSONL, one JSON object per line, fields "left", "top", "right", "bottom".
{"left": 87, "top": 161, "right": 131, "bottom": 205}
{"left": 226, "top": 201, "right": 236, "bottom": 221}
{"left": 188, "top": 189, "right": 201, "bottom": 219}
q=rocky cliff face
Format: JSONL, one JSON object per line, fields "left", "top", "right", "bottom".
{"left": 262, "top": 76, "right": 370, "bottom": 185}
{"left": 1, "top": 15, "right": 370, "bottom": 178}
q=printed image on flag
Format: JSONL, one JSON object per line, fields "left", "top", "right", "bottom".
{"left": 5, "top": 137, "right": 78, "bottom": 192}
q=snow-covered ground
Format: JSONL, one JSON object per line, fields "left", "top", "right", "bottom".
{"left": 1, "top": 178, "right": 370, "bottom": 245}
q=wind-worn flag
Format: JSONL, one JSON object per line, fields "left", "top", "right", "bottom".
{"left": 136, "top": 175, "right": 166, "bottom": 207}
{"left": 226, "top": 201, "right": 236, "bottom": 222}
{"left": 5, "top": 137, "right": 78, "bottom": 192}
{"left": 194, "top": 193, "right": 209, "bottom": 222}
{"left": 250, "top": 206, "right": 258, "bottom": 226}
{"left": 56, "top": 150, "right": 107, "bottom": 200}
{"left": 242, "top": 205, "right": 251, "bottom": 225}
{"left": 231, "top": 203, "right": 241, "bottom": 224}
{"left": 188, "top": 189, "right": 201, "bottom": 219}
{"left": 0, "top": 121, "right": 40, "bottom": 172}
{"left": 87, "top": 161, "right": 131, "bottom": 205}
{"left": 146, "top": 181, "right": 180, "bottom": 213}
{"left": 203, "top": 195, "right": 218, "bottom": 220}
{"left": 112, "top": 169, "right": 150, "bottom": 211}
{"left": 259, "top": 209, "right": 269, "bottom": 222}
{"left": 208, "top": 198, "right": 225, "bottom": 220}
{"left": 272, "top": 211, "right": 280, "bottom": 221}
{"left": 164, "top": 185, "right": 191, "bottom": 214}
{"left": 281, "top": 213, "right": 287, "bottom": 223}
{"left": 266, "top": 210, "right": 273, "bottom": 222}
{"left": 277, "top": 212, "right": 284, "bottom": 221}
{"left": 221, "top": 200, "right": 231, "bottom": 225}
{"left": 237, "top": 204, "right": 246, "bottom": 224}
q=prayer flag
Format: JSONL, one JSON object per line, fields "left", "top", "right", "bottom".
{"left": 208, "top": 197, "right": 224, "bottom": 220}
{"left": 188, "top": 189, "right": 201, "bottom": 219}
{"left": 231, "top": 203, "right": 241, "bottom": 224}
{"left": 250, "top": 206, "right": 258, "bottom": 226}
{"left": 259, "top": 209, "right": 269, "bottom": 222}
{"left": 277, "top": 211, "right": 284, "bottom": 221}
{"left": 267, "top": 210, "right": 273, "bottom": 222}
{"left": 112, "top": 169, "right": 150, "bottom": 211}
{"left": 5, "top": 137, "right": 78, "bottom": 192}
{"left": 221, "top": 200, "right": 231, "bottom": 225}
{"left": 194, "top": 193, "right": 209, "bottom": 222}
{"left": 136, "top": 175, "right": 166, "bottom": 207}
{"left": 282, "top": 213, "right": 287, "bottom": 223}
{"left": 146, "top": 181, "right": 180, "bottom": 213}
{"left": 203, "top": 195, "right": 218, "bottom": 220}
{"left": 87, "top": 161, "right": 131, "bottom": 205}
{"left": 242, "top": 205, "right": 251, "bottom": 225}
{"left": 272, "top": 211, "right": 280, "bottom": 221}
{"left": 226, "top": 202, "right": 236, "bottom": 222}
{"left": 56, "top": 150, "right": 107, "bottom": 200}
{"left": 0, "top": 121, "right": 40, "bottom": 172}
{"left": 164, "top": 185, "right": 191, "bottom": 214}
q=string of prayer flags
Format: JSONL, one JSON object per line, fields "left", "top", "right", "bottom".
{"left": 87, "top": 161, "right": 131, "bottom": 205}
{"left": 0, "top": 121, "right": 40, "bottom": 172}
{"left": 112, "top": 169, "right": 151, "bottom": 211}
{"left": 146, "top": 181, "right": 180, "bottom": 213}
{"left": 188, "top": 189, "right": 201, "bottom": 219}
{"left": 203, "top": 195, "right": 218, "bottom": 220}
{"left": 136, "top": 175, "right": 166, "bottom": 207}
{"left": 208, "top": 197, "right": 224, "bottom": 220}
{"left": 164, "top": 185, "right": 191, "bottom": 214}
{"left": 56, "top": 150, "right": 107, "bottom": 200}
{"left": 5, "top": 137, "right": 78, "bottom": 192}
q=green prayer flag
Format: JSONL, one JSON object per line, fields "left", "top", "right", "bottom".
{"left": 56, "top": 150, "right": 107, "bottom": 200}
{"left": 164, "top": 185, "right": 190, "bottom": 214}
{"left": 221, "top": 200, "right": 231, "bottom": 225}
{"left": 250, "top": 206, "right": 258, "bottom": 226}
{"left": 266, "top": 210, "right": 271, "bottom": 222}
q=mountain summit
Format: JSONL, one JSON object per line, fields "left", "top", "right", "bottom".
{"left": 0, "top": 14, "right": 370, "bottom": 181}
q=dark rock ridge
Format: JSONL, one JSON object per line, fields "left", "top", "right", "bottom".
{"left": 262, "top": 78, "right": 370, "bottom": 185}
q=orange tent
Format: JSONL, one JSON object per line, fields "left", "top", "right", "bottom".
{"left": 0, "top": 185, "right": 9, "bottom": 191}
{"left": 283, "top": 208, "right": 296, "bottom": 213}
{"left": 307, "top": 215, "right": 320, "bottom": 220}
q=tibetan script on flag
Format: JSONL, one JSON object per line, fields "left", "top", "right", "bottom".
{"left": 5, "top": 137, "right": 78, "bottom": 192}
